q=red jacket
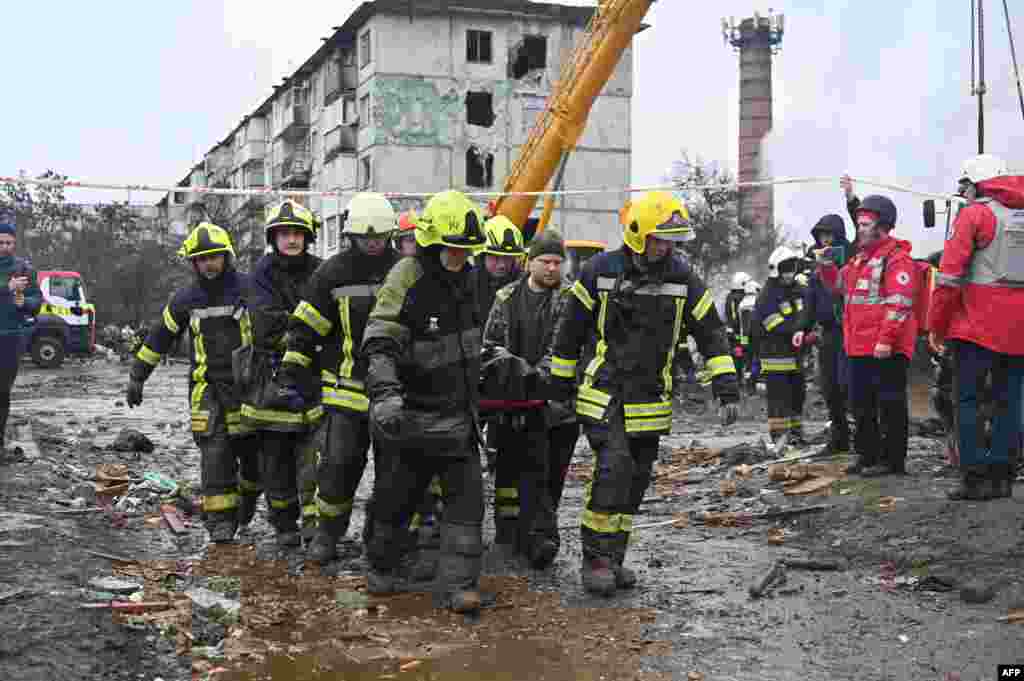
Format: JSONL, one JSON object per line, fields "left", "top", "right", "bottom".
{"left": 929, "top": 176, "right": 1024, "bottom": 355}
{"left": 818, "top": 235, "right": 919, "bottom": 359}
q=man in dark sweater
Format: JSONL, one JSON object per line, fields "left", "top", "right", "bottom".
{"left": 0, "top": 221, "right": 42, "bottom": 450}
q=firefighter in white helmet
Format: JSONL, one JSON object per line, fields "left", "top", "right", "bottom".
{"left": 724, "top": 272, "right": 751, "bottom": 391}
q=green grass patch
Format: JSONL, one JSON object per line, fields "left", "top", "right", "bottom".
{"left": 832, "top": 479, "right": 883, "bottom": 510}
{"left": 206, "top": 576, "right": 241, "bottom": 595}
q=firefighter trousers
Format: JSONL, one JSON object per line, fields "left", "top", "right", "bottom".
{"left": 818, "top": 328, "right": 850, "bottom": 450}
{"left": 195, "top": 403, "right": 260, "bottom": 529}
{"left": 260, "top": 428, "right": 320, "bottom": 533}
{"left": 765, "top": 369, "right": 806, "bottom": 442}
{"left": 493, "top": 409, "right": 556, "bottom": 554}
{"left": 548, "top": 422, "right": 580, "bottom": 515}
{"left": 580, "top": 402, "right": 658, "bottom": 567}
{"left": 366, "top": 443, "right": 484, "bottom": 595}
{"left": 848, "top": 356, "right": 909, "bottom": 471}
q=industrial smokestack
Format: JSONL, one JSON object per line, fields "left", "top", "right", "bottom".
{"left": 723, "top": 12, "right": 784, "bottom": 273}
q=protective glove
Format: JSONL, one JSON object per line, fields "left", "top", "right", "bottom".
{"left": 733, "top": 346, "right": 744, "bottom": 359}
{"left": 371, "top": 395, "right": 404, "bottom": 438}
{"left": 126, "top": 377, "right": 144, "bottom": 408}
{"left": 803, "top": 331, "right": 819, "bottom": 347}
{"left": 719, "top": 401, "right": 740, "bottom": 427}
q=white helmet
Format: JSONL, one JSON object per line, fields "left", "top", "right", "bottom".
{"left": 744, "top": 279, "right": 759, "bottom": 296}
{"left": 731, "top": 271, "right": 751, "bottom": 290}
{"left": 959, "top": 154, "right": 1008, "bottom": 185}
{"left": 768, "top": 246, "right": 801, "bottom": 278}
{"left": 344, "top": 192, "right": 397, "bottom": 237}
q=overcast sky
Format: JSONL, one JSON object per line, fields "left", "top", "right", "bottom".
{"left": 2, "top": 0, "right": 1023, "bottom": 256}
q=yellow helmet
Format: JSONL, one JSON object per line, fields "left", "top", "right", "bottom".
{"left": 481, "top": 215, "right": 526, "bottom": 258}
{"left": 621, "top": 191, "right": 694, "bottom": 254}
{"left": 344, "top": 192, "right": 397, "bottom": 237}
{"left": 265, "top": 199, "right": 318, "bottom": 244}
{"left": 178, "top": 223, "right": 235, "bottom": 259}
{"left": 415, "top": 190, "right": 487, "bottom": 251}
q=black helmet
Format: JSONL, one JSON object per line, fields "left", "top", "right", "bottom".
{"left": 811, "top": 213, "right": 845, "bottom": 240}
{"left": 857, "top": 195, "right": 897, "bottom": 229}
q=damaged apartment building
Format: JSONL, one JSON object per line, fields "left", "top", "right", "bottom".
{"left": 161, "top": 0, "right": 633, "bottom": 262}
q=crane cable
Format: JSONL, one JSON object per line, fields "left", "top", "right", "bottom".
{"left": 1003, "top": 0, "right": 1024, "bottom": 123}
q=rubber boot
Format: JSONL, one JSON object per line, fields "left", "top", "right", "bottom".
{"left": 613, "top": 563, "right": 638, "bottom": 590}
{"left": 992, "top": 464, "right": 1013, "bottom": 499}
{"left": 435, "top": 522, "right": 483, "bottom": 614}
{"left": 947, "top": 465, "right": 996, "bottom": 501}
{"left": 268, "top": 502, "right": 301, "bottom": 548}
{"left": 206, "top": 511, "right": 238, "bottom": 544}
{"left": 365, "top": 521, "right": 418, "bottom": 595}
{"left": 308, "top": 514, "right": 348, "bottom": 563}
{"left": 581, "top": 557, "right": 617, "bottom": 597}
{"left": 526, "top": 535, "right": 558, "bottom": 570}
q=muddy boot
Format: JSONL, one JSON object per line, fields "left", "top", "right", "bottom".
{"left": 366, "top": 521, "right": 419, "bottom": 594}
{"left": 614, "top": 564, "right": 638, "bottom": 590}
{"left": 206, "top": 511, "right": 238, "bottom": 544}
{"left": 947, "top": 465, "right": 995, "bottom": 501}
{"left": 992, "top": 464, "right": 1013, "bottom": 499}
{"left": 436, "top": 522, "right": 484, "bottom": 614}
{"left": 526, "top": 536, "right": 558, "bottom": 570}
{"left": 268, "top": 502, "right": 301, "bottom": 548}
{"left": 581, "top": 558, "right": 617, "bottom": 597}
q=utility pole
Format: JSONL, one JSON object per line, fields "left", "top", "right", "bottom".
{"left": 973, "top": 0, "right": 988, "bottom": 153}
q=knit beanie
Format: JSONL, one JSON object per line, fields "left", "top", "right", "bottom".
{"left": 0, "top": 222, "right": 16, "bottom": 236}
{"left": 527, "top": 229, "right": 565, "bottom": 260}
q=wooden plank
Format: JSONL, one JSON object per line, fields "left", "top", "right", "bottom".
{"left": 161, "top": 504, "right": 187, "bottom": 535}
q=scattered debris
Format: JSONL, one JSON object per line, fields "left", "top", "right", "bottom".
{"left": 960, "top": 581, "right": 996, "bottom": 604}
{"left": 781, "top": 558, "right": 846, "bottom": 571}
{"left": 0, "top": 588, "right": 38, "bottom": 604}
{"left": 110, "top": 429, "right": 155, "bottom": 453}
{"left": 80, "top": 601, "right": 173, "bottom": 613}
{"left": 161, "top": 504, "right": 187, "bottom": 535}
{"left": 749, "top": 561, "right": 787, "bottom": 599}
{"left": 783, "top": 476, "right": 837, "bottom": 496}
{"left": 186, "top": 587, "right": 241, "bottom": 617}
{"left": 734, "top": 464, "right": 753, "bottom": 479}
{"left": 143, "top": 471, "right": 178, "bottom": 494}
{"left": 84, "top": 549, "right": 137, "bottom": 563}
{"left": 997, "top": 609, "right": 1024, "bottom": 623}
{"left": 766, "top": 528, "right": 785, "bottom": 545}
{"left": 88, "top": 577, "right": 142, "bottom": 594}
{"left": 876, "top": 496, "right": 898, "bottom": 512}
{"left": 399, "top": 660, "right": 423, "bottom": 672}
{"left": 719, "top": 479, "right": 737, "bottom": 496}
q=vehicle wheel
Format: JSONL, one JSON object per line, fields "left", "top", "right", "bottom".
{"left": 32, "top": 336, "right": 65, "bottom": 369}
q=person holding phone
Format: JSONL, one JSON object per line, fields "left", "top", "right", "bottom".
{"left": 0, "top": 220, "right": 41, "bottom": 451}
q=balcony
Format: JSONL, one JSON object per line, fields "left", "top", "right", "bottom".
{"left": 234, "top": 140, "right": 266, "bottom": 169}
{"left": 324, "top": 62, "right": 358, "bottom": 105}
{"left": 273, "top": 152, "right": 312, "bottom": 189}
{"left": 324, "top": 125, "right": 357, "bottom": 163}
{"left": 277, "top": 104, "right": 311, "bottom": 142}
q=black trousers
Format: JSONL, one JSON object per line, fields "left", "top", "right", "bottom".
{"left": 818, "top": 328, "right": 850, "bottom": 449}
{"left": 765, "top": 370, "right": 806, "bottom": 441}
{"left": 847, "top": 356, "right": 909, "bottom": 469}
{"left": 0, "top": 333, "right": 23, "bottom": 447}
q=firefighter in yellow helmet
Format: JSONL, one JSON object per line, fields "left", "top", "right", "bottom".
{"left": 549, "top": 191, "right": 740, "bottom": 596}
{"left": 280, "top": 192, "right": 399, "bottom": 560}
{"left": 472, "top": 215, "right": 526, "bottom": 324}
{"left": 126, "top": 223, "right": 259, "bottom": 545}
{"left": 361, "top": 190, "right": 490, "bottom": 613}
{"left": 238, "top": 200, "right": 324, "bottom": 548}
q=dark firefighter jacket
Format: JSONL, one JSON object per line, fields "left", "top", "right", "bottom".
{"left": 470, "top": 265, "right": 518, "bottom": 329}
{"left": 750, "top": 277, "right": 810, "bottom": 373}
{"left": 724, "top": 289, "right": 747, "bottom": 346}
{"left": 132, "top": 268, "right": 251, "bottom": 436}
{"left": 550, "top": 247, "right": 739, "bottom": 436}
{"left": 807, "top": 217, "right": 851, "bottom": 329}
{"left": 283, "top": 244, "right": 396, "bottom": 415}
{"left": 241, "top": 252, "right": 323, "bottom": 431}
{"left": 362, "top": 248, "right": 482, "bottom": 454}
{"left": 0, "top": 256, "right": 42, "bottom": 338}
{"left": 482, "top": 274, "right": 576, "bottom": 426}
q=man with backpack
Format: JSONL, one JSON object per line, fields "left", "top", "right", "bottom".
{"left": 817, "top": 193, "right": 920, "bottom": 477}
{"left": 929, "top": 154, "right": 1024, "bottom": 500}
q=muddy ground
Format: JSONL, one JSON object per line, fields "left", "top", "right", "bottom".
{"left": 0, "top": 359, "right": 1021, "bottom": 681}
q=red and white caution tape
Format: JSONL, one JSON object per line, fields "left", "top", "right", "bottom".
{"left": 0, "top": 174, "right": 969, "bottom": 204}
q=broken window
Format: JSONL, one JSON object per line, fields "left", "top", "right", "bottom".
{"left": 360, "top": 30, "right": 372, "bottom": 68}
{"left": 467, "top": 29, "right": 493, "bottom": 63}
{"left": 510, "top": 36, "right": 547, "bottom": 80}
{"left": 466, "top": 146, "right": 494, "bottom": 188}
{"left": 360, "top": 155, "right": 373, "bottom": 190}
{"left": 466, "top": 91, "right": 494, "bottom": 127}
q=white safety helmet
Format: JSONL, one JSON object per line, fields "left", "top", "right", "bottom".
{"left": 744, "top": 279, "right": 759, "bottom": 296}
{"left": 344, "top": 192, "right": 397, "bottom": 237}
{"left": 731, "top": 271, "right": 751, "bottom": 290}
{"left": 959, "top": 154, "right": 1009, "bottom": 185}
{"left": 768, "top": 246, "right": 801, "bottom": 278}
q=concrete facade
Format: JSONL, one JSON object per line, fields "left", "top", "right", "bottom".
{"left": 160, "top": 0, "right": 634, "bottom": 262}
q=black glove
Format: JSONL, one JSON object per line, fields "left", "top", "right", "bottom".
{"left": 719, "top": 400, "right": 740, "bottom": 427}
{"left": 126, "top": 377, "right": 144, "bottom": 408}
{"left": 371, "top": 395, "right": 404, "bottom": 438}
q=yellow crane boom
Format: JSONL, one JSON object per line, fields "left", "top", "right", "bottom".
{"left": 493, "top": 0, "right": 654, "bottom": 233}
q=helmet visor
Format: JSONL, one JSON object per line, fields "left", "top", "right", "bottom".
{"left": 777, "top": 259, "right": 799, "bottom": 275}
{"left": 651, "top": 211, "right": 694, "bottom": 242}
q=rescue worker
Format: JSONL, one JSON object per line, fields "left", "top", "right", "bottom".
{"left": 929, "top": 154, "right": 1024, "bottom": 500}
{"left": 818, "top": 193, "right": 918, "bottom": 477}
{"left": 473, "top": 216, "right": 525, "bottom": 472}
{"left": 241, "top": 200, "right": 323, "bottom": 546}
{"left": 751, "top": 247, "right": 813, "bottom": 446}
{"left": 0, "top": 221, "right": 41, "bottom": 450}
{"left": 807, "top": 214, "right": 852, "bottom": 456}
{"left": 279, "top": 193, "right": 397, "bottom": 561}
{"left": 395, "top": 210, "right": 418, "bottom": 258}
{"left": 482, "top": 226, "right": 576, "bottom": 568}
{"left": 126, "top": 224, "right": 256, "bottom": 543}
{"left": 725, "top": 272, "right": 751, "bottom": 391}
{"left": 362, "top": 190, "right": 488, "bottom": 614}
{"left": 549, "top": 191, "right": 740, "bottom": 596}
{"left": 739, "top": 279, "right": 760, "bottom": 395}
